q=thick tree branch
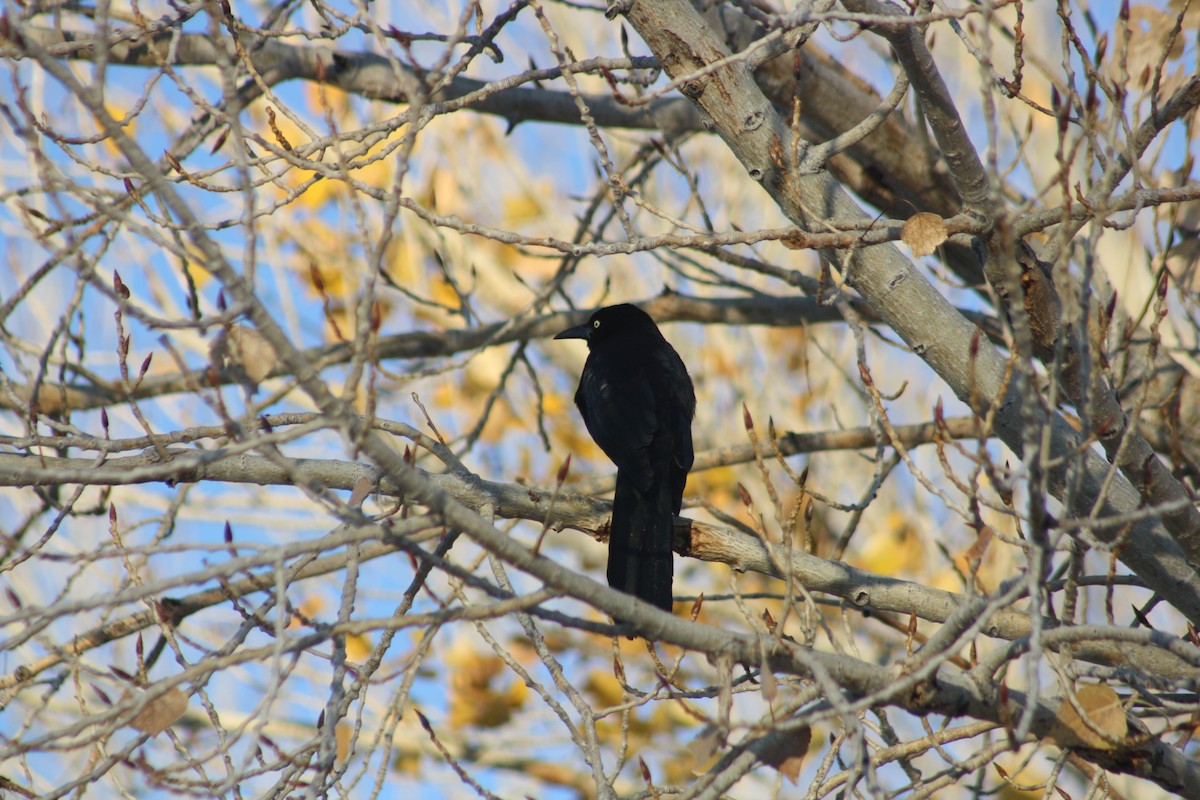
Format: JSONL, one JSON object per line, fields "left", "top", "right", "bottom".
{"left": 4, "top": 446, "right": 1196, "bottom": 681}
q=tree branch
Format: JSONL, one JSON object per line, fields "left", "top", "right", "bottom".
{"left": 611, "top": 0, "right": 1200, "bottom": 626}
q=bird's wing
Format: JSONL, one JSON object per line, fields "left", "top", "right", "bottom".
{"left": 652, "top": 345, "right": 696, "bottom": 475}
{"left": 577, "top": 360, "right": 659, "bottom": 490}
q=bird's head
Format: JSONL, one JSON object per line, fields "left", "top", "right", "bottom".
{"left": 553, "top": 304, "right": 657, "bottom": 348}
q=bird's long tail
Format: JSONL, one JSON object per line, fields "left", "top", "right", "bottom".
{"left": 608, "top": 471, "right": 674, "bottom": 611}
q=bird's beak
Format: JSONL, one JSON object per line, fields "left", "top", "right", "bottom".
{"left": 554, "top": 322, "right": 590, "bottom": 341}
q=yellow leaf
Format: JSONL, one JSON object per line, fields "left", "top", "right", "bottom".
{"left": 296, "top": 225, "right": 352, "bottom": 296}
{"left": 854, "top": 511, "right": 925, "bottom": 577}
{"left": 644, "top": 701, "right": 697, "bottom": 735}
{"left": 291, "top": 595, "right": 325, "bottom": 629}
{"left": 523, "top": 761, "right": 582, "bottom": 788}
{"left": 993, "top": 760, "right": 1049, "bottom": 799}
{"left": 335, "top": 722, "right": 352, "bottom": 764}
{"left": 304, "top": 83, "right": 352, "bottom": 123}
{"left": 584, "top": 670, "right": 625, "bottom": 707}
{"left": 687, "top": 466, "right": 737, "bottom": 511}
{"left": 432, "top": 384, "right": 457, "bottom": 408}
{"left": 385, "top": 231, "right": 421, "bottom": 287}
{"left": 430, "top": 278, "right": 462, "bottom": 311}
{"left": 543, "top": 392, "right": 568, "bottom": 416}
{"left": 182, "top": 258, "right": 211, "bottom": 289}
{"left": 391, "top": 751, "right": 420, "bottom": 775}
{"left": 94, "top": 103, "right": 136, "bottom": 157}
{"left": 556, "top": 418, "right": 603, "bottom": 463}
{"left": 502, "top": 189, "right": 545, "bottom": 226}
{"left": 446, "top": 638, "right": 526, "bottom": 728}
{"left": 505, "top": 678, "right": 528, "bottom": 708}
{"left": 345, "top": 633, "right": 372, "bottom": 662}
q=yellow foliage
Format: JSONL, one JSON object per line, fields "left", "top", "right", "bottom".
{"left": 556, "top": 423, "right": 602, "bottom": 465}
{"left": 304, "top": 83, "right": 352, "bottom": 124}
{"left": 853, "top": 510, "right": 926, "bottom": 577}
{"left": 993, "top": 757, "right": 1048, "bottom": 799}
{"left": 997, "top": 786, "right": 1041, "bottom": 800}
{"left": 429, "top": 277, "right": 462, "bottom": 311}
{"left": 432, "top": 384, "right": 457, "bottom": 409}
{"left": 293, "top": 171, "right": 341, "bottom": 209}
{"left": 290, "top": 594, "right": 325, "bottom": 628}
{"left": 353, "top": 149, "right": 395, "bottom": 191}
{"left": 344, "top": 633, "right": 372, "bottom": 662}
{"left": 584, "top": 670, "right": 625, "bottom": 708}
{"left": 706, "top": 347, "right": 738, "bottom": 381}
{"left": 95, "top": 103, "right": 135, "bottom": 158}
{"left": 104, "top": 103, "right": 135, "bottom": 132}
{"left": 445, "top": 638, "right": 527, "bottom": 729}
{"left": 391, "top": 751, "right": 420, "bottom": 776}
{"left": 522, "top": 761, "right": 583, "bottom": 789}
{"left": 767, "top": 327, "right": 809, "bottom": 375}
{"left": 428, "top": 166, "right": 466, "bottom": 215}
{"left": 687, "top": 465, "right": 737, "bottom": 512}
{"left": 297, "top": 225, "right": 352, "bottom": 297}
{"left": 486, "top": 237, "right": 561, "bottom": 279}
{"left": 501, "top": 186, "right": 548, "bottom": 226}
{"left": 464, "top": 347, "right": 509, "bottom": 396}
{"left": 650, "top": 699, "right": 698, "bottom": 732}
{"left": 478, "top": 401, "right": 521, "bottom": 444}
{"left": 182, "top": 258, "right": 211, "bottom": 290}
{"left": 335, "top": 723, "right": 352, "bottom": 765}
{"left": 170, "top": 238, "right": 214, "bottom": 290}
{"left": 261, "top": 96, "right": 406, "bottom": 207}
{"left": 385, "top": 231, "right": 421, "bottom": 287}
{"left": 353, "top": 126, "right": 409, "bottom": 193}
{"left": 543, "top": 392, "right": 568, "bottom": 416}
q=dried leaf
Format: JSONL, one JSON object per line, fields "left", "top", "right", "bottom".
{"left": 127, "top": 686, "right": 188, "bottom": 736}
{"left": 760, "top": 665, "right": 778, "bottom": 705}
{"left": 210, "top": 325, "right": 280, "bottom": 393}
{"left": 349, "top": 476, "right": 373, "bottom": 509}
{"left": 781, "top": 230, "right": 809, "bottom": 250}
{"left": 1163, "top": 238, "right": 1200, "bottom": 292}
{"left": 1050, "top": 683, "right": 1126, "bottom": 749}
{"left": 901, "top": 212, "right": 948, "bottom": 257}
{"left": 758, "top": 726, "right": 812, "bottom": 785}
{"left": 687, "top": 724, "right": 724, "bottom": 775}
{"left": 226, "top": 326, "right": 279, "bottom": 387}
{"left": 957, "top": 525, "right": 994, "bottom": 576}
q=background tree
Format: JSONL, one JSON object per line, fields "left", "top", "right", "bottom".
{"left": 2, "top": 0, "right": 1199, "bottom": 797}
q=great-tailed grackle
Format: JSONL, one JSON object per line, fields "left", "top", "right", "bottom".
{"left": 555, "top": 304, "right": 695, "bottom": 611}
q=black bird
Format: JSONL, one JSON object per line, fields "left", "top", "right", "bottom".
{"left": 555, "top": 304, "right": 695, "bottom": 611}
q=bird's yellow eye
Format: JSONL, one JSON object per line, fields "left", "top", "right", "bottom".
{"left": 593, "top": 320, "right": 601, "bottom": 328}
